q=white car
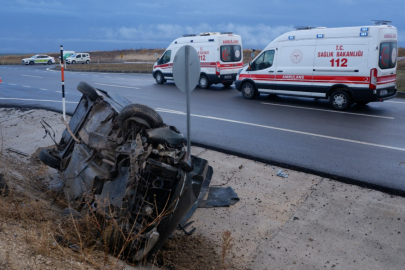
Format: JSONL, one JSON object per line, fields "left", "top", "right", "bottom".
{"left": 22, "top": 55, "right": 55, "bottom": 65}
{"left": 65, "top": 53, "right": 91, "bottom": 64}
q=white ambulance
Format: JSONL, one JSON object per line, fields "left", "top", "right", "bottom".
{"left": 153, "top": 32, "right": 243, "bottom": 89}
{"left": 235, "top": 21, "right": 397, "bottom": 110}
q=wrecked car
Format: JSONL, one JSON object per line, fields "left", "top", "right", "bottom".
{"left": 39, "top": 81, "right": 212, "bottom": 261}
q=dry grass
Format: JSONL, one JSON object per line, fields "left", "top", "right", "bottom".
{"left": 397, "top": 70, "right": 405, "bottom": 92}
{"left": 54, "top": 63, "right": 155, "bottom": 73}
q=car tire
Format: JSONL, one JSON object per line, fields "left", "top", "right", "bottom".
{"left": 155, "top": 72, "right": 164, "bottom": 84}
{"left": 118, "top": 104, "right": 164, "bottom": 134}
{"left": 77, "top": 81, "right": 99, "bottom": 101}
{"left": 72, "top": 60, "right": 76, "bottom": 64}
{"left": 47, "top": 60, "right": 52, "bottom": 65}
{"left": 198, "top": 75, "right": 210, "bottom": 89}
{"left": 29, "top": 61, "right": 34, "bottom": 65}
{"left": 39, "top": 148, "right": 61, "bottom": 170}
{"left": 223, "top": 82, "right": 232, "bottom": 88}
{"left": 356, "top": 101, "right": 369, "bottom": 106}
{"left": 330, "top": 90, "right": 351, "bottom": 110}
{"left": 241, "top": 82, "right": 256, "bottom": 99}
{"left": 86, "top": 60, "right": 90, "bottom": 64}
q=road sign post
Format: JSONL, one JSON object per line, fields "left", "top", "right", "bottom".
{"left": 172, "top": 45, "right": 201, "bottom": 160}
{"left": 60, "top": 45, "right": 66, "bottom": 121}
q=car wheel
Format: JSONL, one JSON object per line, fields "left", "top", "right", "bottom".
{"left": 47, "top": 60, "right": 52, "bottom": 65}
{"left": 72, "top": 60, "right": 76, "bottom": 64}
{"left": 86, "top": 60, "right": 90, "bottom": 64}
{"left": 330, "top": 90, "right": 351, "bottom": 110}
{"left": 241, "top": 82, "right": 256, "bottom": 99}
{"left": 223, "top": 82, "right": 232, "bottom": 88}
{"left": 118, "top": 104, "right": 164, "bottom": 135}
{"left": 155, "top": 72, "right": 164, "bottom": 84}
{"left": 356, "top": 101, "right": 369, "bottom": 106}
{"left": 77, "top": 81, "right": 99, "bottom": 101}
{"left": 29, "top": 61, "right": 34, "bottom": 65}
{"left": 39, "top": 148, "right": 61, "bottom": 170}
{"left": 198, "top": 75, "right": 210, "bottom": 89}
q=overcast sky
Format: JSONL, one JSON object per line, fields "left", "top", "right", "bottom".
{"left": 1, "top": 0, "right": 404, "bottom": 54}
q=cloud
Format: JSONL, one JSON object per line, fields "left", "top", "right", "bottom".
{"left": 92, "top": 23, "right": 294, "bottom": 49}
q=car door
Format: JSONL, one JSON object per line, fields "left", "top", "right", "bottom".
{"left": 249, "top": 50, "right": 276, "bottom": 92}
{"left": 76, "top": 54, "right": 82, "bottom": 63}
{"left": 158, "top": 50, "right": 172, "bottom": 78}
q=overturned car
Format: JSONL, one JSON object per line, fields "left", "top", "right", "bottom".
{"left": 39, "top": 82, "right": 212, "bottom": 261}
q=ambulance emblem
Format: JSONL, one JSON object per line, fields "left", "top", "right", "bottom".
{"left": 290, "top": 49, "right": 303, "bottom": 64}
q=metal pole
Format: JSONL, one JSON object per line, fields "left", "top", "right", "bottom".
{"left": 185, "top": 46, "right": 191, "bottom": 160}
{"left": 60, "top": 45, "right": 66, "bottom": 121}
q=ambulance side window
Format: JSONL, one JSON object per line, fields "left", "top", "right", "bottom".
{"left": 160, "top": 50, "right": 171, "bottom": 64}
{"left": 379, "top": 42, "right": 397, "bottom": 69}
{"left": 252, "top": 50, "right": 275, "bottom": 71}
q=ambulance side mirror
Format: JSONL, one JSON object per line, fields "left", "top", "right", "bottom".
{"left": 156, "top": 57, "right": 160, "bottom": 63}
{"left": 248, "top": 62, "right": 253, "bottom": 71}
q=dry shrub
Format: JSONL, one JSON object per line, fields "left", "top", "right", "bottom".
{"left": 221, "top": 231, "right": 234, "bottom": 270}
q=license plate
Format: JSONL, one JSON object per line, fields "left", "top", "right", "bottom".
{"left": 380, "top": 90, "right": 388, "bottom": 96}
{"left": 224, "top": 75, "right": 232, "bottom": 79}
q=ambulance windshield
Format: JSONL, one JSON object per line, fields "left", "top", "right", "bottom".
{"left": 379, "top": 42, "right": 397, "bottom": 69}
{"left": 220, "top": 45, "right": 242, "bottom": 62}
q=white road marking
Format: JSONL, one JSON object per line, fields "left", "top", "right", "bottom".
{"left": 39, "top": 88, "right": 47, "bottom": 91}
{"left": 94, "top": 83, "right": 140, "bottom": 89}
{"left": 21, "top": 74, "right": 43, "bottom": 78}
{"left": 55, "top": 91, "right": 68, "bottom": 93}
{"left": 23, "top": 86, "right": 30, "bottom": 88}
{"left": 156, "top": 108, "right": 405, "bottom": 152}
{"left": 0, "top": 98, "right": 78, "bottom": 104}
{"left": 104, "top": 76, "right": 111, "bottom": 78}
{"left": 386, "top": 100, "right": 405, "bottom": 104}
{"left": 8, "top": 83, "right": 16, "bottom": 85}
{"left": 262, "top": 102, "right": 394, "bottom": 120}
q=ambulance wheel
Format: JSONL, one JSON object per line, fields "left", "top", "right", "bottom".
{"left": 356, "top": 101, "right": 369, "bottom": 106}
{"left": 155, "top": 72, "right": 164, "bottom": 84}
{"left": 241, "top": 82, "right": 256, "bottom": 99}
{"left": 330, "top": 90, "right": 351, "bottom": 110}
{"left": 199, "top": 75, "right": 210, "bottom": 89}
{"left": 223, "top": 82, "right": 232, "bottom": 88}
{"left": 77, "top": 81, "right": 99, "bottom": 101}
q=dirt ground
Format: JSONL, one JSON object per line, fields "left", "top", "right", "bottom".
{"left": 1, "top": 108, "right": 405, "bottom": 270}
{"left": 0, "top": 108, "right": 320, "bottom": 270}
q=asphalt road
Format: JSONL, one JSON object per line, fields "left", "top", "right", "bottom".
{"left": 1, "top": 65, "right": 405, "bottom": 193}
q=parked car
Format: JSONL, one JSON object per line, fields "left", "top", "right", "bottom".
{"left": 22, "top": 54, "right": 55, "bottom": 65}
{"left": 39, "top": 82, "right": 212, "bottom": 262}
{"left": 58, "top": 51, "right": 75, "bottom": 61}
{"left": 65, "top": 53, "right": 91, "bottom": 64}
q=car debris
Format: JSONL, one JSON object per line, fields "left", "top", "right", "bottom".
{"left": 39, "top": 81, "right": 213, "bottom": 262}
{"left": 277, "top": 169, "right": 288, "bottom": 178}
{"left": 6, "top": 148, "right": 29, "bottom": 156}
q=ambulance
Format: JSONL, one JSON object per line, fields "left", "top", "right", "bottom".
{"left": 153, "top": 32, "right": 243, "bottom": 89}
{"left": 235, "top": 21, "right": 398, "bottom": 110}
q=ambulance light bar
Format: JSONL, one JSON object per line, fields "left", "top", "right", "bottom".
{"left": 288, "top": 36, "right": 295, "bottom": 40}
{"left": 317, "top": 34, "right": 324, "bottom": 38}
{"left": 360, "top": 32, "right": 368, "bottom": 37}
{"left": 360, "top": 27, "right": 369, "bottom": 32}
{"left": 372, "top": 20, "right": 392, "bottom": 25}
